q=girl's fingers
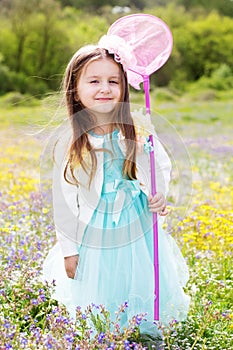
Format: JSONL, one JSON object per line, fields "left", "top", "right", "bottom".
{"left": 148, "top": 194, "right": 153, "bottom": 202}
{"left": 149, "top": 202, "right": 166, "bottom": 212}
{"left": 149, "top": 206, "right": 166, "bottom": 213}
{"left": 159, "top": 207, "right": 169, "bottom": 216}
{"left": 64, "top": 255, "right": 79, "bottom": 279}
{"left": 148, "top": 193, "right": 163, "bottom": 204}
{"left": 149, "top": 205, "right": 169, "bottom": 214}
{"left": 149, "top": 198, "right": 164, "bottom": 207}
{"left": 148, "top": 193, "right": 167, "bottom": 213}
{"left": 148, "top": 195, "right": 166, "bottom": 208}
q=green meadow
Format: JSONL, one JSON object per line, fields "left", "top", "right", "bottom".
{"left": 0, "top": 89, "right": 232, "bottom": 349}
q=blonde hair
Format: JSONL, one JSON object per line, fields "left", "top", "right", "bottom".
{"left": 62, "top": 45, "right": 137, "bottom": 186}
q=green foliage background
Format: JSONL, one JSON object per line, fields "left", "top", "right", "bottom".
{"left": 0, "top": 0, "right": 233, "bottom": 97}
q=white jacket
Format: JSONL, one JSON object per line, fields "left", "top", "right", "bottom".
{"left": 52, "top": 128, "right": 171, "bottom": 257}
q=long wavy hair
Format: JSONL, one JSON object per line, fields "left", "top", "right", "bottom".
{"left": 62, "top": 45, "right": 137, "bottom": 186}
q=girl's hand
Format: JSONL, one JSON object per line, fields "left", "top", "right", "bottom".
{"left": 148, "top": 192, "right": 169, "bottom": 216}
{"left": 64, "top": 254, "right": 79, "bottom": 279}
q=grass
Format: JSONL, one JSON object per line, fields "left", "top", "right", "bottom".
{"left": 0, "top": 91, "right": 232, "bottom": 349}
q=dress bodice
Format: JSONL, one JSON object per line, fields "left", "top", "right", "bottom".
{"left": 90, "top": 129, "right": 126, "bottom": 186}
{"left": 102, "top": 129, "right": 125, "bottom": 184}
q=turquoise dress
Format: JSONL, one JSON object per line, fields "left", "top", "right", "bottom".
{"left": 43, "top": 129, "right": 190, "bottom": 335}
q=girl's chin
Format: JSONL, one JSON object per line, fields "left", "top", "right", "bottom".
{"left": 89, "top": 103, "right": 117, "bottom": 115}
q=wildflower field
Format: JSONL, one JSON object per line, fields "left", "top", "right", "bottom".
{"left": 0, "top": 96, "right": 232, "bottom": 349}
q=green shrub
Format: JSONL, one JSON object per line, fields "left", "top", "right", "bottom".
{"left": 0, "top": 92, "right": 40, "bottom": 107}
{"left": 9, "top": 72, "right": 49, "bottom": 97}
{"left": 154, "top": 88, "right": 177, "bottom": 102}
{"left": 197, "top": 64, "right": 233, "bottom": 91}
{"left": 0, "top": 62, "right": 49, "bottom": 97}
{"left": 0, "top": 63, "right": 13, "bottom": 94}
{"left": 188, "top": 89, "right": 218, "bottom": 102}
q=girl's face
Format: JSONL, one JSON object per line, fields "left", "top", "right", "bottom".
{"left": 76, "top": 58, "right": 122, "bottom": 119}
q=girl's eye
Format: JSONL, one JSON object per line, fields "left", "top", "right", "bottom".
{"left": 109, "top": 80, "right": 119, "bottom": 84}
{"left": 90, "top": 80, "right": 99, "bottom": 84}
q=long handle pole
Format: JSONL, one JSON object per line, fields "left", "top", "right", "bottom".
{"left": 143, "top": 75, "right": 159, "bottom": 321}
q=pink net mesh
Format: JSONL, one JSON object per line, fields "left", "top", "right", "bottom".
{"left": 108, "top": 14, "right": 173, "bottom": 89}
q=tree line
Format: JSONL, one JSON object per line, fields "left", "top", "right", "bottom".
{"left": 0, "top": 0, "right": 232, "bottom": 97}
{"left": 56, "top": 0, "right": 233, "bottom": 16}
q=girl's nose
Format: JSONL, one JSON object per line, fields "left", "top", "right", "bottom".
{"left": 100, "top": 82, "right": 111, "bottom": 93}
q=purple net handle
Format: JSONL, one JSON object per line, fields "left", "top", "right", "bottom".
{"left": 143, "top": 75, "right": 159, "bottom": 321}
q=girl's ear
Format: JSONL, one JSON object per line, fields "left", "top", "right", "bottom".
{"left": 74, "top": 91, "right": 79, "bottom": 102}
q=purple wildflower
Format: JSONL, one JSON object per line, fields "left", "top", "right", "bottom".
{"left": 20, "top": 337, "right": 28, "bottom": 346}
{"left": 98, "top": 332, "right": 105, "bottom": 343}
{"left": 64, "top": 334, "right": 74, "bottom": 343}
{"left": 124, "top": 340, "right": 130, "bottom": 349}
{"left": 39, "top": 294, "right": 46, "bottom": 302}
{"left": 46, "top": 342, "right": 53, "bottom": 349}
{"left": 135, "top": 315, "right": 142, "bottom": 325}
{"left": 3, "top": 320, "right": 11, "bottom": 329}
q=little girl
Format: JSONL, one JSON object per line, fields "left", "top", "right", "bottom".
{"left": 43, "top": 38, "right": 190, "bottom": 336}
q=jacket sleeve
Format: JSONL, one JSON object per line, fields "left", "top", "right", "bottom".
{"left": 131, "top": 108, "right": 172, "bottom": 197}
{"left": 52, "top": 136, "right": 80, "bottom": 257}
{"left": 153, "top": 133, "right": 172, "bottom": 197}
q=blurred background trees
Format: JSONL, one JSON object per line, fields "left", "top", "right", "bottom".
{"left": 0, "top": 0, "right": 232, "bottom": 97}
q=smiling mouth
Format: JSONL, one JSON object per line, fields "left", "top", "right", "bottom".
{"left": 96, "top": 98, "right": 113, "bottom": 101}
